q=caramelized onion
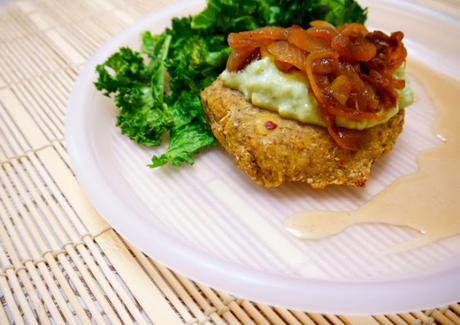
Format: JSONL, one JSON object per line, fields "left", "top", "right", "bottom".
{"left": 310, "top": 20, "right": 335, "bottom": 29}
{"left": 274, "top": 60, "right": 294, "bottom": 73}
{"left": 267, "top": 41, "right": 307, "bottom": 71}
{"left": 323, "top": 113, "right": 362, "bottom": 151}
{"left": 289, "top": 28, "right": 330, "bottom": 52}
{"left": 226, "top": 47, "right": 260, "bottom": 71}
{"left": 307, "top": 28, "right": 337, "bottom": 43}
{"left": 330, "top": 75, "right": 351, "bottom": 106}
{"left": 226, "top": 22, "right": 408, "bottom": 150}
{"left": 351, "top": 39, "right": 377, "bottom": 62}
{"left": 326, "top": 104, "right": 387, "bottom": 121}
{"left": 305, "top": 50, "right": 338, "bottom": 105}
{"left": 340, "top": 23, "right": 368, "bottom": 37}
{"left": 331, "top": 33, "right": 354, "bottom": 61}
{"left": 228, "top": 27, "right": 288, "bottom": 48}
{"left": 312, "top": 57, "right": 338, "bottom": 75}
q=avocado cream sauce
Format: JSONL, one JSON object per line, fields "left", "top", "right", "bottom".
{"left": 221, "top": 57, "right": 413, "bottom": 130}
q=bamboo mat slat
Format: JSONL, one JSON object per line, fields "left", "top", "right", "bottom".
{"left": 0, "top": 0, "right": 459, "bottom": 324}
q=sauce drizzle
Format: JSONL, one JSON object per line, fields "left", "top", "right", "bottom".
{"left": 285, "top": 60, "right": 460, "bottom": 251}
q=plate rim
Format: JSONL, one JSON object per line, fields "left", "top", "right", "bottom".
{"left": 65, "top": 0, "right": 460, "bottom": 314}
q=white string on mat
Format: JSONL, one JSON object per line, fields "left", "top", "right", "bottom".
{"left": 0, "top": 230, "right": 39, "bottom": 324}
{"left": 0, "top": 44, "right": 26, "bottom": 82}
{"left": 10, "top": 84, "right": 60, "bottom": 141}
{"left": 0, "top": 118, "right": 17, "bottom": 159}
{"left": 1, "top": 87, "right": 49, "bottom": 150}
{"left": 14, "top": 155, "right": 87, "bottom": 244}
{"left": 3, "top": 40, "right": 43, "bottom": 79}
{"left": 46, "top": 252, "right": 107, "bottom": 324}
{"left": 2, "top": 266, "right": 47, "bottom": 324}
{"left": 0, "top": 300, "right": 10, "bottom": 325}
{"left": 91, "top": 10, "right": 132, "bottom": 35}
{"left": 0, "top": 276, "right": 26, "bottom": 325}
{"left": 0, "top": 50, "right": 16, "bottom": 85}
{"left": 81, "top": 13, "right": 127, "bottom": 39}
{"left": 45, "top": 29, "right": 86, "bottom": 66}
{"left": 94, "top": 231, "right": 183, "bottom": 324}
{"left": 18, "top": 36, "right": 62, "bottom": 73}
{"left": 123, "top": 239, "right": 197, "bottom": 324}
{"left": 16, "top": 153, "right": 137, "bottom": 322}
{"left": 5, "top": 160, "right": 72, "bottom": 252}
{"left": 38, "top": 73, "right": 72, "bottom": 112}
{"left": 24, "top": 74, "right": 67, "bottom": 127}
{"left": 25, "top": 150, "right": 93, "bottom": 236}
{"left": 77, "top": 237, "right": 141, "bottom": 325}
{"left": 6, "top": 154, "right": 132, "bottom": 324}
{"left": 148, "top": 260, "right": 215, "bottom": 324}
{"left": 215, "top": 293, "right": 254, "bottom": 325}
{"left": 52, "top": 141, "right": 73, "bottom": 171}
{"left": 36, "top": 68, "right": 76, "bottom": 125}
{"left": 33, "top": 146, "right": 108, "bottom": 234}
{"left": 57, "top": 68, "right": 78, "bottom": 92}
{"left": 0, "top": 18, "right": 19, "bottom": 43}
{"left": 9, "top": 8, "right": 39, "bottom": 34}
{"left": 0, "top": 74, "right": 6, "bottom": 89}
{"left": 0, "top": 167, "right": 92, "bottom": 323}
{"left": 196, "top": 286, "right": 232, "bottom": 317}
{"left": 126, "top": 229, "right": 285, "bottom": 325}
{"left": 0, "top": 211, "right": 77, "bottom": 324}
{"left": 63, "top": 22, "right": 105, "bottom": 53}
{"left": 0, "top": 99, "right": 29, "bottom": 154}
{"left": 55, "top": 25, "right": 93, "bottom": 58}
{"left": 176, "top": 277, "right": 230, "bottom": 325}
{"left": 37, "top": 36, "right": 71, "bottom": 71}
{"left": 65, "top": 244, "right": 123, "bottom": 325}
{"left": 0, "top": 143, "right": 63, "bottom": 165}
{"left": 1, "top": 261, "right": 47, "bottom": 325}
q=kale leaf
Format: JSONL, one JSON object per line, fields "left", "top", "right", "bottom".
{"left": 95, "top": 0, "right": 367, "bottom": 168}
{"left": 191, "top": 0, "right": 367, "bottom": 33}
{"left": 151, "top": 123, "right": 215, "bottom": 167}
{"left": 95, "top": 47, "right": 170, "bottom": 147}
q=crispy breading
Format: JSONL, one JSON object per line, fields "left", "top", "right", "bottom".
{"left": 201, "top": 78, "right": 404, "bottom": 188}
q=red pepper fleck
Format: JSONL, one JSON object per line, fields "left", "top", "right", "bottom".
{"left": 265, "top": 121, "right": 278, "bottom": 130}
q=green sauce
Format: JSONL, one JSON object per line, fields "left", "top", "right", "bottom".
{"left": 221, "top": 57, "right": 413, "bottom": 130}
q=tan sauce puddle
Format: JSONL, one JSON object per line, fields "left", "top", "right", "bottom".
{"left": 285, "top": 60, "right": 460, "bottom": 252}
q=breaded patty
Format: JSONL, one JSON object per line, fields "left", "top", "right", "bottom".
{"left": 201, "top": 78, "right": 404, "bottom": 188}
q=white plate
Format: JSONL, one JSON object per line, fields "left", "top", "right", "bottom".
{"left": 66, "top": 0, "right": 460, "bottom": 314}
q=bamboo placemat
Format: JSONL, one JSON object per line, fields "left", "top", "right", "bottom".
{"left": 0, "top": 0, "right": 459, "bottom": 324}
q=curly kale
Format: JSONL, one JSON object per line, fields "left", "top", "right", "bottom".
{"left": 95, "top": 0, "right": 367, "bottom": 167}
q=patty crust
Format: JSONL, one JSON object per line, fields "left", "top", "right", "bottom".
{"left": 201, "top": 78, "right": 404, "bottom": 188}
